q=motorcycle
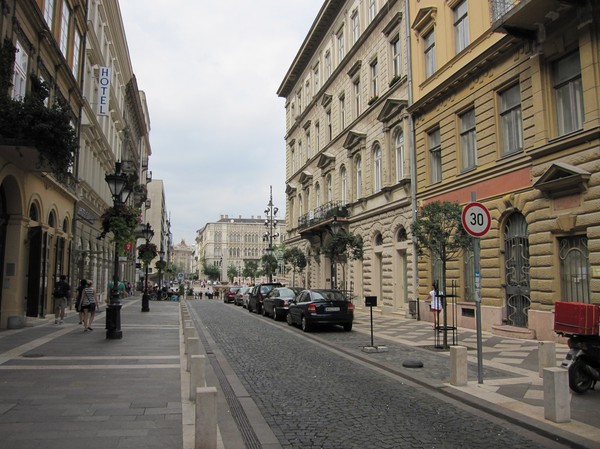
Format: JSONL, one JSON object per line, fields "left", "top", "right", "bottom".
{"left": 561, "top": 334, "right": 600, "bottom": 394}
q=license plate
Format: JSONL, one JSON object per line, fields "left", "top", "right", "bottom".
{"left": 325, "top": 307, "right": 340, "bottom": 312}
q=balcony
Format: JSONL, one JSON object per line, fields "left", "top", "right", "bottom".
{"left": 297, "top": 201, "right": 349, "bottom": 236}
{"left": 490, "top": 0, "right": 580, "bottom": 38}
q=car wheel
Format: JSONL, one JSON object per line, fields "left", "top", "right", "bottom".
{"left": 273, "top": 309, "right": 278, "bottom": 321}
{"left": 301, "top": 316, "right": 311, "bottom": 332}
{"left": 286, "top": 313, "right": 293, "bottom": 326}
{"left": 343, "top": 322, "right": 353, "bottom": 332}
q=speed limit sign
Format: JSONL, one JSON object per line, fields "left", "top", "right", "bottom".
{"left": 462, "top": 202, "right": 491, "bottom": 237}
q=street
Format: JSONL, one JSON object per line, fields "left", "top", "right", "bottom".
{"left": 188, "top": 301, "right": 573, "bottom": 449}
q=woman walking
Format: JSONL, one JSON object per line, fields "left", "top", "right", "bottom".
{"left": 75, "top": 279, "right": 87, "bottom": 325}
{"left": 80, "top": 280, "right": 97, "bottom": 332}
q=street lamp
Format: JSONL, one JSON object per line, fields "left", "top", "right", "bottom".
{"left": 262, "top": 185, "right": 279, "bottom": 282}
{"left": 105, "top": 161, "right": 131, "bottom": 340}
{"left": 141, "top": 222, "right": 154, "bottom": 312}
{"left": 330, "top": 216, "right": 340, "bottom": 289}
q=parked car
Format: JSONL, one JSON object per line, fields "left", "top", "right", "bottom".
{"left": 262, "top": 287, "right": 303, "bottom": 320}
{"left": 224, "top": 287, "right": 240, "bottom": 303}
{"left": 234, "top": 287, "right": 250, "bottom": 306}
{"left": 287, "top": 289, "right": 354, "bottom": 332}
{"left": 248, "top": 282, "right": 282, "bottom": 314}
{"left": 242, "top": 287, "right": 252, "bottom": 309}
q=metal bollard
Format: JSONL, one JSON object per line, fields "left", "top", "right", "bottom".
{"left": 190, "top": 354, "right": 206, "bottom": 401}
{"left": 538, "top": 341, "right": 556, "bottom": 377}
{"left": 543, "top": 367, "right": 571, "bottom": 423}
{"left": 195, "top": 387, "right": 217, "bottom": 449}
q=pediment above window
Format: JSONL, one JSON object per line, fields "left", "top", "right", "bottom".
{"left": 286, "top": 184, "right": 297, "bottom": 197}
{"left": 288, "top": 138, "right": 296, "bottom": 147}
{"left": 533, "top": 162, "right": 590, "bottom": 198}
{"left": 303, "top": 120, "right": 312, "bottom": 130}
{"left": 377, "top": 99, "right": 408, "bottom": 123}
{"left": 299, "top": 170, "right": 313, "bottom": 185}
{"left": 343, "top": 130, "right": 366, "bottom": 156}
{"left": 347, "top": 60, "right": 362, "bottom": 78}
{"left": 321, "top": 93, "right": 333, "bottom": 108}
{"left": 412, "top": 7, "right": 437, "bottom": 34}
{"left": 317, "top": 152, "right": 336, "bottom": 170}
{"left": 383, "top": 12, "right": 403, "bottom": 36}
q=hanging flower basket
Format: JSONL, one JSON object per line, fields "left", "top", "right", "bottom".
{"left": 155, "top": 259, "right": 167, "bottom": 271}
{"left": 99, "top": 204, "right": 139, "bottom": 252}
{"left": 138, "top": 242, "right": 158, "bottom": 265}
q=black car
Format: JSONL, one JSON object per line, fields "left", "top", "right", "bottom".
{"left": 224, "top": 287, "right": 240, "bottom": 303}
{"left": 262, "top": 287, "right": 303, "bottom": 320}
{"left": 287, "top": 289, "right": 354, "bottom": 332}
{"left": 247, "top": 282, "right": 282, "bottom": 314}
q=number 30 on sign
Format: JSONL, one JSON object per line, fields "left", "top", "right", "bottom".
{"left": 461, "top": 202, "right": 491, "bottom": 237}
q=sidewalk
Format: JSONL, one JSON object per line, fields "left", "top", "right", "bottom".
{"left": 0, "top": 297, "right": 183, "bottom": 449}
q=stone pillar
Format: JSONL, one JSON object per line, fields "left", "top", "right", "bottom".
{"left": 190, "top": 354, "right": 206, "bottom": 401}
{"left": 450, "top": 346, "right": 468, "bottom": 386}
{"left": 195, "top": 387, "right": 217, "bottom": 449}
{"left": 538, "top": 341, "right": 556, "bottom": 377}
{"left": 543, "top": 367, "right": 571, "bottom": 423}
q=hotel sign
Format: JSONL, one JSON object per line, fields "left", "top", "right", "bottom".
{"left": 98, "top": 67, "right": 111, "bottom": 116}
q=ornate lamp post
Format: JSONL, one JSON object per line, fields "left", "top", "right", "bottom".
{"left": 262, "top": 185, "right": 279, "bottom": 282}
{"left": 104, "top": 162, "right": 131, "bottom": 340}
{"left": 141, "top": 223, "right": 154, "bottom": 312}
{"left": 330, "top": 217, "right": 340, "bottom": 289}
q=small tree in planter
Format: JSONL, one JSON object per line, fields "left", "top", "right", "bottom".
{"left": 322, "top": 230, "right": 363, "bottom": 291}
{"left": 283, "top": 247, "right": 307, "bottom": 287}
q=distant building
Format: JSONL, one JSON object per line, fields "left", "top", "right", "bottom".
{"left": 171, "top": 239, "right": 194, "bottom": 280}
{"left": 196, "top": 215, "right": 286, "bottom": 284}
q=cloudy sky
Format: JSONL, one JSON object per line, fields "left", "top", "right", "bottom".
{"left": 119, "top": 1, "right": 324, "bottom": 245}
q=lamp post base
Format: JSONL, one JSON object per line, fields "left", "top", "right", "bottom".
{"left": 141, "top": 293, "right": 150, "bottom": 312}
{"left": 106, "top": 302, "right": 123, "bottom": 339}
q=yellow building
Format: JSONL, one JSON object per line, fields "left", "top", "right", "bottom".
{"left": 408, "top": 0, "right": 600, "bottom": 340}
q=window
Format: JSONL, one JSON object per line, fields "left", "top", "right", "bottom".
{"left": 351, "top": 10, "right": 360, "bottom": 44}
{"left": 353, "top": 79, "right": 361, "bottom": 118}
{"left": 553, "top": 51, "right": 583, "bottom": 136}
{"left": 306, "top": 129, "right": 311, "bottom": 158}
{"left": 368, "top": 0, "right": 377, "bottom": 23}
{"left": 337, "top": 29, "right": 345, "bottom": 62}
{"left": 326, "top": 175, "right": 333, "bottom": 202}
{"left": 326, "top": 110, "right": 332, "bottom": 142}
{"left": 339, "top": 95, "right": 346, "bottom": 130}
{"left": 314, "top": 64, "right": 320, "bottom": 93}
{"left": 370, "top": 59, "right": 379, "bottom": 97}
{"left": 341, "top": 166, "right": 348, "bottom": 205}
{"left": 305, "top": 80, "right": 310, "bottom": 103}
{"left": 315, "top": 122, "right": 320, "bottom": 151}
{"left": 459, "top": 108, "right": 476, "bottom": 171}
{"left": 355, "top": 156, "right": 362, "bottom": 198}
{"left": 44, "top": 0, "right": 55, "bottom": 29}
{"left": 559, "top": 236, "right": 590, "bottom": 303}
{"left": 424, "top": 29, "right": 436, "bottom": 78}
{"left": 499, "top": 84, "right": 523, "bottom": 155}
{"left": 391, "top": 37, "right": 402, "bottom": 78}
{"left": 453, "top": 0, "right": 469, "bottom": 54}
{"left": 315, "top": 183, "right": 321, "bottom": 208}
{"left": 59, "top": 0, "right": 71, "bottom": 58}
{"left": 297, "top": 89, "right": 302, "bottom": 115}
{"left": 325, "top": 51, "right": 332, "bottom": 78}
{"left": 298, "top": 140, "right": 303, "bottom": 163}
{"left": 395, "top": 131, "right": 405, "bottom": 181}
{"left": 12, "top": 40, "right": 28, "bottom": 100}
{"left": 428, "top": 129, "right": 441, "bottom": 183}
{"left": 291, "top": 149, "right": 296, "bottom": 173}
{"left": 373, "top": 145, "right": 382, "bottom": 192}
{"left": 72, "top": 28, "right": 82, "bottom": 79}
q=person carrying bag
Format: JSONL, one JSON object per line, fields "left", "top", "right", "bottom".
{"left": 80, "top": 280, "right": 97, "bottom": 332}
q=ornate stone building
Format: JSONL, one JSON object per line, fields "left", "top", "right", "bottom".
{"left": 278, "top": 0, "right": 415, "bottom": 312}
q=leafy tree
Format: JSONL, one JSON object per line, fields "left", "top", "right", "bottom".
{"left": 203, "top": 262, "right": 220, "bottom": 281}
{"left": 243, "top": 260, "right": 259, "bottom": 282}
{"left": 283, "top": 247, "right": 307, "bottom": 287}
{"left": 322, "top": 230, "right": 363, "bottom": 289}
{"left": 227, "top": 264, "right": 238, "bottom": 283}
{"left": 261, "top": 253, "right": 278, "bottom": 281}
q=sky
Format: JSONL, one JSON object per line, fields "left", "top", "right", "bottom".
{"left": 119, "top": 0, "right": 325, "bottom": 246}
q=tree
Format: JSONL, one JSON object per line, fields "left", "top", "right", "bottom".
{"left": 227, "top": 264, "right": 238, "bottom": 283}
{"left": 261, "top": 253, "right": 278, "bottom": 282}
{"left": 203, "top": 263, "right": 220, "bottom": 281}
{"left": 322, "top": 230, "right": 364, "bottom": 290}
{"left": 283, "top": 247, "right": 307, "bottom": 287}
{"left": 411, "top": 201, "right": 472, "bottom": 348}
{"left": 243, "top": 260, "right": 259, "bottom": 283}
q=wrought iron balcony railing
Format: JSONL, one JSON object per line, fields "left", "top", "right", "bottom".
{"left": 490, "top": 0, "right": 519, "bottom": 23}
{"left": 297, "top": 201, "right": 349, "bottom": 230}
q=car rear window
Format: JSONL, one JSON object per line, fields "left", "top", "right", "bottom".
{"left": 313, "top": 290, "right": 346, "bottom": 301}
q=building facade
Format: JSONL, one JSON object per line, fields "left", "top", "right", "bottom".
{"left": 408, "top": 0, "right": 600, "bottom": 340}
{"left": 278, "top": 0, "right": 416, "bottom": 310}
{"left": 196, "top": 215, "right": 286, "bottom": 284}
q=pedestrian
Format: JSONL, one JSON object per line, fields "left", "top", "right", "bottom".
{"left": 80, "top": 280, "right": 97, "bottom": 332}
{"left": 126, "top": 281, "right": 132, "bottom": 296}
{"left": 52, "top": 275, "right": 70, "bottom": 324}
{"left": 429, "top": 282, "right": 443, "bottom": 330}
{"left": 75, "top": 278, "right": 87, "bottom": 325}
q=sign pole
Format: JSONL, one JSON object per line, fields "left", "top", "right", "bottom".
{"left": 470, "top": 192, "right": 484, "bottom": 384}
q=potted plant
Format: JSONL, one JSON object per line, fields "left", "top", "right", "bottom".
{"left": 99, "top": 205, "right": 140, "bottom": 253}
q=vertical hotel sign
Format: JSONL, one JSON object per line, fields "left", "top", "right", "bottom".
{"left": 98, "top": 67, "right": 111, "bottom": 116}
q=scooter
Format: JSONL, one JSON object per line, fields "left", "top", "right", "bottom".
{"left": 561, "top": 334, "right": 600, "bottom": 394}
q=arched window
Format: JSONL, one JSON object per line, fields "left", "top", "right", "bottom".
{"left": 29, "top": 203, "right": 39, "bottom": 221}
{"left": 397, "top": 226, "right": 407, "bottom": 242}
{"left": 48, "top": 211, "right": 56, "bottom": 228}
{"left": 375, "top": 232, "right": 383, "bottom": 246}
{"left": 340, "top": 166, "right": 347, "bottom": 205}
{"left": 395, "top": 131, "right": 405, "bottom": 182}
{"left": 315, "top": 183, "right": 321, "bottom": 208}
{"left": 355, "top": 156, "right": 362, "bottom": 199}
{"left": 326, "top": 174, "right": 332, "bottom": 203}
{"left": 373, "top": 145, "right": 382, "bottom": 192}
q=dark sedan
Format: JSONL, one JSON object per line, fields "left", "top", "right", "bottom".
{"left": 262, "top": 287, "right": 303, "bottom": 321}
{"left": 287, "top": 289, "right": 354, "bottom": 332}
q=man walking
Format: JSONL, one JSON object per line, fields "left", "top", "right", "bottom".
{"left": 53, "top": 275, "right": 71, "bottom": 324}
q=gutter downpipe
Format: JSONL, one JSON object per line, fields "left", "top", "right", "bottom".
{"left": 406, "top": 0, "right": 420, "bottom": 316}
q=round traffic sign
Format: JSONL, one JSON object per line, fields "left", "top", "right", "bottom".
{"left": 462, "top": 202, "right": 491, "bottom": 237}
